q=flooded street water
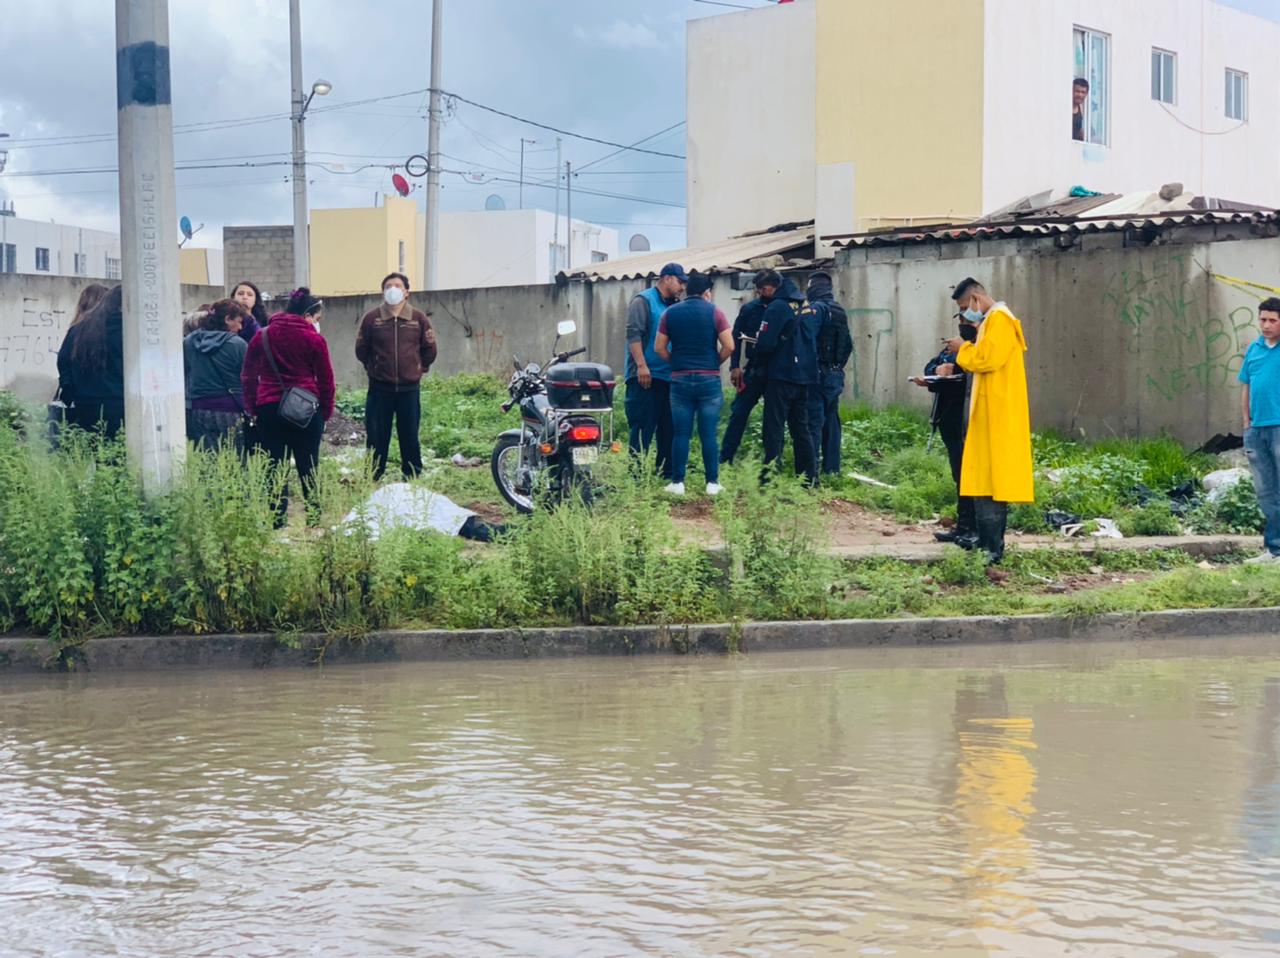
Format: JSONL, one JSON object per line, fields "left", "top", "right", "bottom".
{"left": 2, "top": 639, "right": 1280, "bottom": 957}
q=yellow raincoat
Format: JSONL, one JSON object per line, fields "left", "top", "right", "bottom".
{"left": 956, "top": 304, "right": 1034, "bottom": 503}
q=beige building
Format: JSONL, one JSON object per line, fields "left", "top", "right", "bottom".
{"left": 688, "top": 0, "right": 1280, "bottom": 249}
{"left": 306, "top": 196, "right": 618, "bottom": 296}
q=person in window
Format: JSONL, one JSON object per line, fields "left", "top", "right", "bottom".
{"left": 1072, "top": 77, "right": 1089, "bottom": 141}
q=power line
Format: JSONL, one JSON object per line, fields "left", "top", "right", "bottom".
{"left": 574, "top": 122, "right": 686, "bottom": 172}
{"left": 440, "top": 90, "right": 686, "bottom": 160}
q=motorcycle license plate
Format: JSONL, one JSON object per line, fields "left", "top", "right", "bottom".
{"left": 571, "top": 445, "right": 598, "bottom": 466}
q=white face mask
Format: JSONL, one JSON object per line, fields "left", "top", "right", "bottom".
{"left": 384, "top": 286, "right": 405, "bottom": 307}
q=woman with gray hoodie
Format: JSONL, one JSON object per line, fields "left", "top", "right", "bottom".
{"left": 184, "top": 299, "right": 250, "bottom": 450}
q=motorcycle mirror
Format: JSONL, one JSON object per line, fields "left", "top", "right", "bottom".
{"left": 556, "top": 319, "right": 577, "bottom": 337}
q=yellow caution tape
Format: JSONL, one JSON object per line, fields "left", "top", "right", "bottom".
{"left": 1208, "top": 271, "right": 1280, "bottom": 298}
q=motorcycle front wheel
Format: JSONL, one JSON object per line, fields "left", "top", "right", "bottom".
{"left": 491, "top": 434, "right": 536, "bottom": 514}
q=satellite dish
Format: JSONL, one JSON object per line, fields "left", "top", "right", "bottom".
{"left": 391, "top": 173, "right": 411, "bottom": 197}
{"left": 484, "top": 194, "right": 506, "bottom": 211}
{"left": 179, "top": 215, "right": 193, "bottom": 240}
{"left": 628, "top": 233, "right": 651, "bottom": 252}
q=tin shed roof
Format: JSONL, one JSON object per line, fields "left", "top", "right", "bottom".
{"left": 562, "top": 222, "right": 817, "bottom": 282}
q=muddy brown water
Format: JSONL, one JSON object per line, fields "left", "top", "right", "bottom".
{"left": 2, "top": 639, "right": 1279, "bottom": 957}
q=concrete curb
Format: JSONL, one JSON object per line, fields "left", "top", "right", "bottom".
{"left": 1, "top": 606, "right": 1276, "bottom": 674}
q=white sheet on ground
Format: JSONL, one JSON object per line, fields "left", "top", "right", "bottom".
{"left": 345, "top": 483, "right": 476, "bottom": 540}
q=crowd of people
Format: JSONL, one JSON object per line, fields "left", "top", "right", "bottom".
{"left": 50, "top": 263, "right": 1280, "bottom": 565}
{"left": 624, "top": 264, "right": 1035, "bottom": 563}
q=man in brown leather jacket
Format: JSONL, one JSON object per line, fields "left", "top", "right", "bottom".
{"left": 355, "top": 271, "right": 437, "bottom": 480}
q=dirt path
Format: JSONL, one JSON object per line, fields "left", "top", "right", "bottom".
{"left": 669, "top": 497, "right": 1257, "bottom": 562}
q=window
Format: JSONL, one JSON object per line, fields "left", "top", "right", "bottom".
{"left": 591, "top": 250, "right": 608, "bottom": 264}
{"left": 1151, "top": 48, "right": 1176, "bottom": 104}
{"left": 34, "top": 247, "right": 50, "bottom": 271}
{"left": 73, "top": 252, "right": 87, "bottom": 276}
{"left": 1226, "top": 69, "right": 1248, "bottom": 122}
{"left": 397, "top": 240, "right": 406, "bottom": 272}
{"left": 1072, "top": 27, "right": 1110, "bottom": 145}
{"left": 105, "top": 255, "right": 121, "bottom": 280}
{"left": 1, "top": 244, "right": 15, "bottom": 274}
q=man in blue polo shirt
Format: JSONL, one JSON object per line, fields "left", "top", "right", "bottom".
{"left": 624, "top": 262, "right": 687, "bottom": 479}
{"left": 1239, "top": 297, "right": 1280, "bottom": 563}
{"left": 654, "top": 273, "right": 734, "bottom": 496}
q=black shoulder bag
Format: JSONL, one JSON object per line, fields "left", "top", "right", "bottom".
{"left": 261, "top": 327, "right": 319, "bottom": 429}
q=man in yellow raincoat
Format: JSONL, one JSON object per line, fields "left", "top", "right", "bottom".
{"left": 940, "top": 278, "right": 1034, "bottom": 563}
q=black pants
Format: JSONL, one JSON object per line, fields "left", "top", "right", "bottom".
{"left": 624, "top": 378, "right": 673, "bottom": 479}
{"left": 366, "top": 387, "right": 423, "bottom": 480}
{"left": 762, "top": 380, "right": 817, "bottom": 486}
{"left": 720, "top": 372, "right": 767, "bottom": 464}
{"left": 254, "top": 402, "right": 324, "bottom": 527}
{"left": 973, "top": 496, "right": 1009, "bottom": 563}
{"left": 936, "top": 401, "right": 976, "bottom": 534}
{"left": 66, "top": 399, "right": 124, "bottom": 441}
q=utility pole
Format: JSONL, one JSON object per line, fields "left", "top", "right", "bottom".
{"left": 115, "top": 0, "right": 185, "bottom": 491}
{"left": 289, "top": 1, "right": 329, "bottom": 291}
{"left": 565, "top": 160, "right": 572, "bottom": 273}
{"left": 422, "top": 0, "right": 444, "bottom": 290}
{"left": 518, "top": 137, "right": 536, "bottom": 210}
{"left": 289, "top": 0, "right": 307, "bottom": 289}
{"left": 552, "top": 137, "right": 562, "bottom": 277}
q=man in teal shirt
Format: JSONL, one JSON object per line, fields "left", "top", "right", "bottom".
{"left": 1239, "top": 297, "right": 1280, "bottom": 562}
{"left": 624, "top": 262, "right": 686, "bottom": 479}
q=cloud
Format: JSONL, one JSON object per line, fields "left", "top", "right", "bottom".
{"left": 573, "top": 19, "right": 661, "bottom": 51}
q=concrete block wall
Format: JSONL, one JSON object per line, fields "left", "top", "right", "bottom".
{"left": 833, "top": 231, "right": 1280, "bottom": 446}
{"left": 223, "top": 226, "right": 295, "bottom": 299}
{"left": 0, "top": 274, "right": 222, "bottom": 401}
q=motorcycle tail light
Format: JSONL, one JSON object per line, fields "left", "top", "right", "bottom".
{"left": 569, "top": 424, "right": 601, "bottom": 442}
{"left": 539, "top": 442, "right": 555, "bottom": 455}
{"left": 610, "top": 441, "right": 622, "bottom": 453}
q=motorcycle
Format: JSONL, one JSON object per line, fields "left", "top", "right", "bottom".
{"left": 491, "top": 320, "right": 617, "bottom": 514}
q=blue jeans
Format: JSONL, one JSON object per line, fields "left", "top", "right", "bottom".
{"left": 806, "top": 368, "right": 845, "bottom": 475}
{"left": 1244, "top": 425, "right": 1280, "bottom": 555}
{"left": 670, "top": 375, "right": 724, "bottom": 484}
{"left": 624, "top": 378, "right": 673, "bottom": 479}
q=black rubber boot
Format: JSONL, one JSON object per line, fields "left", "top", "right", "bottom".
{"left": 973, "top": 497, "right": 1008, "bottom": 564}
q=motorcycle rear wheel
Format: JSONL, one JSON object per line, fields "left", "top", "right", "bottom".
{"left": 491, "top": 434, "right": 536, "bottom": 514}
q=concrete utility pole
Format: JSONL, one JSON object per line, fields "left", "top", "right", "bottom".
{"left": 552, "top": 137, "right": 562, "bottom": 277}
{"left": 289, "top": 2, "right": 329, "bottom": 291}
{"left": 422, "top": 0, "right": 444, "bottom": 290}
{"left": 289, "top": 0, "right": 308, "bottom": 289}
{"left": 115, "top": 0, "right": 185, "bottom": 491}
{"left": 518, "top": 137, "right": 536, "bottom": 210}
{"left": 565, "top": 160, "right": 572, "bottom": 273}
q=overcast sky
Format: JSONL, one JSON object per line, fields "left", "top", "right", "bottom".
{"left": 1, "top": 0, "right": 1276, "bottom": 257}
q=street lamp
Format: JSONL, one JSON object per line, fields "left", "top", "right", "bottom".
{"left": 289, "top": 0, "right": 330, "bottom": 288}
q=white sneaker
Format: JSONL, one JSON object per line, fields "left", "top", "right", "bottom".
{"left": 663, "top": 482, "right": 686, "bottom": 496}
{"left": 705, "top": 482, "right": 724, "bottom": 496}
{"left": 1244, "top": 552, "right": 1280, "bottom": 564}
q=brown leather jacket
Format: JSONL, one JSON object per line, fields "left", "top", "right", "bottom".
{"left": 355, "top": 304, "right": 437, "bottom": 390}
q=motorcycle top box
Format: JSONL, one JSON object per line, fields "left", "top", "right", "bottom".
{"left": 545, "top": 363, "right": 615, "bottom": 410}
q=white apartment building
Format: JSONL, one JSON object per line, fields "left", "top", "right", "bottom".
{"left": 0, "top": 212, "right": 122, "bottom": 280}
{"left": 431, "top": 209, "right": 620, "bottom": 290}
{"left": 687, "top": 0, "right": 1280, "bottom": 247}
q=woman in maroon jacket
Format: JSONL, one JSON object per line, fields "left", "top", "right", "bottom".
{"left": 241, "top": 287, "right": 335, "bottom": 526}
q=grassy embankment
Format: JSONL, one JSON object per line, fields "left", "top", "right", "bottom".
{"left": 0, "top": 378, "right": 1275, "bottom": 646}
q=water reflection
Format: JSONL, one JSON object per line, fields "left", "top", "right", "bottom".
{"left": 951, "top": 674, "right": 1038, "bottom": 932}
{"left": 0, "top": 642, "right": 1279, "bottom": 956}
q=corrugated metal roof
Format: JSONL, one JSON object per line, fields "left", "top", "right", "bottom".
{"left": 828, "top": 191, "right": 1277, "bottom": 249}
{"left": 563, "top": 223, "right": 816, "bottom": 282}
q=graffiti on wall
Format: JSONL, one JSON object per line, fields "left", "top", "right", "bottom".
{"left": 1102, "top": 252, "right": 1256, "bottom": 401}
{"left": 0, "top": 298, "right": 71, "bottom": 384}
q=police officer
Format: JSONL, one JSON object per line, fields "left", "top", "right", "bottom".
{"left": 720, "top": 269, "right": 780, "bottom": 464}
{"left": 805, "top": 271, "right": 853, "bottom": 476}
{"left": 913, "top": 313, "right": 980, "bottom": 547}
{"left": 754, "top": 274, "right": 819, "bottom": 486}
